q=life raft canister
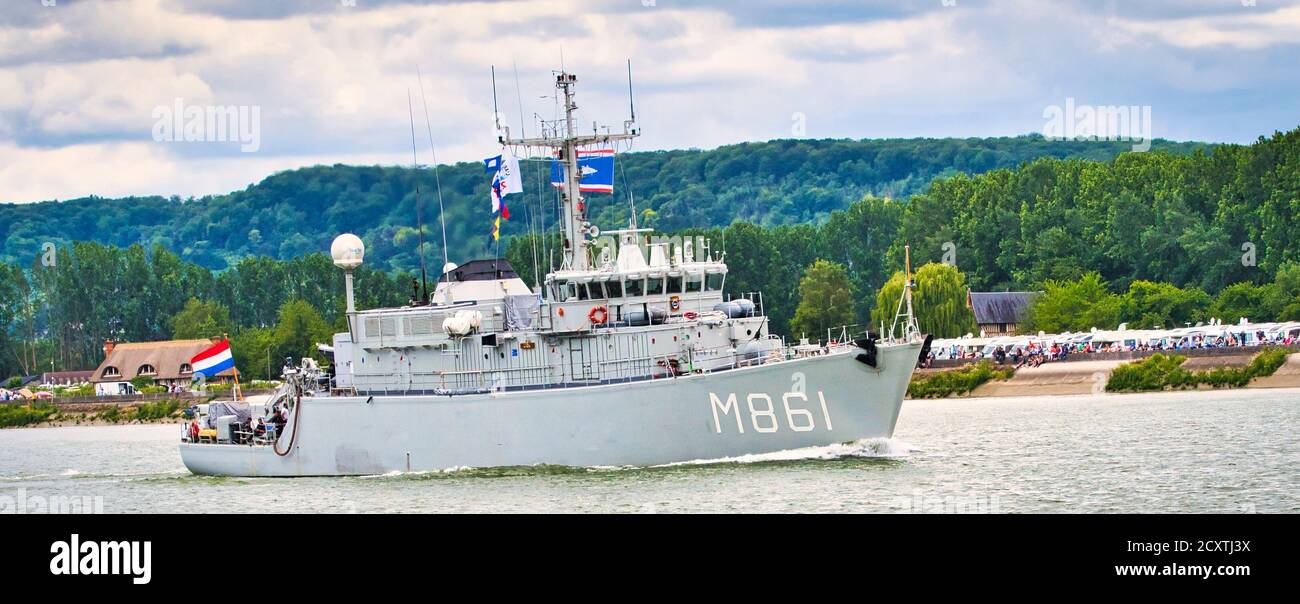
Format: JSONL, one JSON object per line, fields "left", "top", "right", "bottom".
{"left": 588, "top": 305, "right": 609, "bottom": 325}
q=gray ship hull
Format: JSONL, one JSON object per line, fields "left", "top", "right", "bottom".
{"left": 180, "top": 342, "right": 920, "bottom": 476}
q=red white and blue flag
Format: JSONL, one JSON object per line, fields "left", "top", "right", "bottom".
{"left": 190, "top": 339, "right": 235, "bottom": 380}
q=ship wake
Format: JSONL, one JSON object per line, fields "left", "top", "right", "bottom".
{"left": 657, "top": 437, "right": 917, "bottom": 468}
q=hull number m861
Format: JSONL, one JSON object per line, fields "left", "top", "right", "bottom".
{"left": 709, "top": 391, "right": 834, "bottom": 434}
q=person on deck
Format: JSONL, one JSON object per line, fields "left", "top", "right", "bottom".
{"left": 271, "top": 407, "right": 287, "bottom": 436}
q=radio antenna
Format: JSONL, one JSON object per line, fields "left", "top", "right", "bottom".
{"left": 491, "top": 65, "right": 501, "bottom": 134}
{"left": 514, "top": 60, "right": 541, "bottom": 289}
{"left": 406, "top": 88, "right": 429, "bottom": 304}
{"left": 416, "top": 66, "right": 450, "bottom": 298}
{"left": 627, "top": 59, "right": 636, "bottom": 123}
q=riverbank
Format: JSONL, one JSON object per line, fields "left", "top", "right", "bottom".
{"left": 914, "top": 351, "right": 1300, "bottom": 399}
{"left": 12, "top": 415, "right": 187, "bottom": 429}
{"left": 0, "top": 399, "right": 189, "bottom": 429}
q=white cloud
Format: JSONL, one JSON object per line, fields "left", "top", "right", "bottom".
{"left": 1114, "top": 4, "right": 1300, "bottom": 50}
{"left": 0, "top": 140, "right": 410, "bottom": 203}
{"left": 0, "top": 0, "right": 1297, "bottom": 203}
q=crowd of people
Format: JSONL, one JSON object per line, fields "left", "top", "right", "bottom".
{"left": 928, "top": 324, "right": 1300, "bottom": 367}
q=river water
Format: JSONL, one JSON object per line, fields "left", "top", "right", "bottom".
{"left": 2, "top": 388, "right": 1296, "bottom": 513}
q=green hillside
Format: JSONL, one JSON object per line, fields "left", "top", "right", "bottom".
{"left": 0, "top": 135, "right": 1205, "bottom": 272}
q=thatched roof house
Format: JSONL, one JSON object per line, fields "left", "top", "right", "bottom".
{"left": 967, "top": 291, "right": 1040, "bottom": 336}
{"left": 92, "top": 339, "right": 238, "bottom": 386}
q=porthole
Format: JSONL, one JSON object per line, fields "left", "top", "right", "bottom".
{"left": 746, "top": 329, "right": 753, "bottom": 335}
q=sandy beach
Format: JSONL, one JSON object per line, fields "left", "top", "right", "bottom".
{"left": 923, "top": 352, "right": 1300, "bottom": 399}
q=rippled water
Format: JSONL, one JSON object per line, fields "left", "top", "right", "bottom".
{"left": 2, "top": 388, "right": 1296, "bottom": 513}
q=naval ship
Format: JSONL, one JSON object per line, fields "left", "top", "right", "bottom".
{"left": 179, "top": 71, "right": 928, "bottom": 476}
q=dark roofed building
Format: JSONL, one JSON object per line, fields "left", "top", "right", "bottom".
{"left": 441, "top": 259, "right": 519, "bottom": 282}
{"left": 967, "top": 291, "right": 1040, "bottom": 336}
{"left": 42, "top": 370, "right": 95, "bottom": 386}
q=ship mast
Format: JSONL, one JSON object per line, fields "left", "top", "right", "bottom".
{"left": 497, "top": 71, "right": 639, "bottom": 271}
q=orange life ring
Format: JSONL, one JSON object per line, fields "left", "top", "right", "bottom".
{"left": 588, "top": 305, "right": 608, "bottom": 325}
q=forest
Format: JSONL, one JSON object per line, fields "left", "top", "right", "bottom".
{"left": 4, "top": 127, "right": 1299, "bottom": 381}
{"left": 1, "top": 134, "right": 1202, "bottom": 273}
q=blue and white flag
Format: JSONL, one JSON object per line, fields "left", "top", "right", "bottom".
{"left": 485, "top": 151, "right": 522, "bottom": 218}
{"left": 550, "top": 149, "right": 615, "bottom": 194}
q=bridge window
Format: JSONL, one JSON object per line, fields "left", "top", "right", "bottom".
{"left": 685, "top": 274, "right": 703, "bottom": 293}
{"left": 553, "top": 279, "right": 576, "bottom": 302}
{"left": 605, "top": 280, "right": 623, "bottom": 298}
{"left": 624, "top": 277, "right": 644, "bottom": 297}
{"left": 578, "top": 283, "right": 603, "bottom": 301}
{"left": 667, "top": 276, "right": 683, "bottom": 294}
{"left": 706, "top": 273, "right": 725, "bottom": 291}
{"left": 647, "top": 277, "right": 664, "bottom": 295}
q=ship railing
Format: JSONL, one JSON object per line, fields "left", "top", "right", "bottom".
{"left": 350, "top": 336, "right": 834, "bottom": 394}
{"left": 728, "top": 291, "right": 766, "bottom": 317}
{"left": 824, "top": 324, "right": 867, "bottom": 347}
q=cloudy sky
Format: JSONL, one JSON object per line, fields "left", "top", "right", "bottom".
{"left": 1, "top": 0, "right": 1297, "bottom": 203}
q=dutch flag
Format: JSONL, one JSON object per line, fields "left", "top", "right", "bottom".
{"left": 191, "top": 338, "right": 235, "bottom": 380}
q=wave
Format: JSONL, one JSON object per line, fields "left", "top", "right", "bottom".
{"left": 657, "top": 437, "right": 917, "bottom": 468}
{"left": 353, "top": 438, "right": 917, "bottom": 480}
{"left": 0, "top": 468, "right": 189, "bottom": 482}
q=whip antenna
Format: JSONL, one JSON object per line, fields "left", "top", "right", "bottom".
{"left": 627, "top": 59, "right": 636, "bottom": 123}
{"left": 416, "top": 66, "right": 450, "bottom": 297}
{"left": 407, "top": 88, "right": 429, "bottom": 304}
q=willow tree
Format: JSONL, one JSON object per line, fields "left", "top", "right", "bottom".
{"left": 871, "top": 262, "right": 976, "bottom": 338}
{"left": 789, "top": 260, "right": 855, "bottom": 341}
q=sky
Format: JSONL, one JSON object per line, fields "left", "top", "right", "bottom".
{"left": 0, "top": 0, "right": 1297, "bottom": 203}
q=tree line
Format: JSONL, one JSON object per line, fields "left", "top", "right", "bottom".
{"left": 1, "top": 135, "right": 1202, "bottom": 273}
{"left": 4, "top": 127, "right": 1299, "bottom": 378}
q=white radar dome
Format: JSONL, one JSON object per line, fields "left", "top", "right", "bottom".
{"left": 331, "top": 233, "right": 365, "bottom": 269}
